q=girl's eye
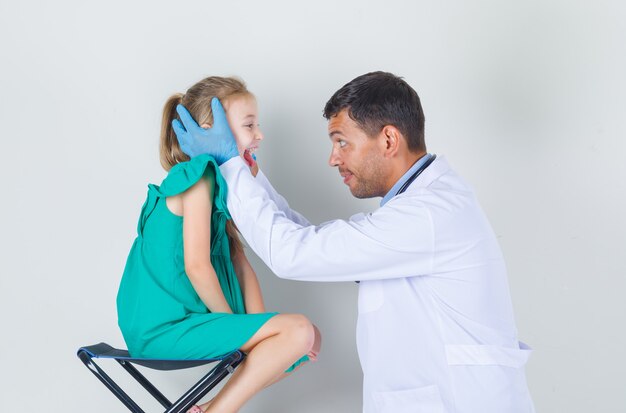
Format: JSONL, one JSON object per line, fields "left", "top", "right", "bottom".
{"left": 244, "top": 124, "right": 254, "bottom": 129}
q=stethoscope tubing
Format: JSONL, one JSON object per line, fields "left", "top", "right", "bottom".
{"left": 395, "top": 154, "right": 437, "bottom": 196}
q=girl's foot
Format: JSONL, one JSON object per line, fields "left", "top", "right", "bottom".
{"left": 189, "top": 398, "right": 213, "bottom": 413}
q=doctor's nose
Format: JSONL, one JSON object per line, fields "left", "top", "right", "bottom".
{"left": 328, "top": 148, "right": 342, "bottom": 167}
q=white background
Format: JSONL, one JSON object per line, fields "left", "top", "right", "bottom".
{"left": 1, "top": 0, "right": 625, "bottom": 411}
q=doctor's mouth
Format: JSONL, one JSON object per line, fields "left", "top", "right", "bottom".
{"left": 339, "top": 169, "right": 354, "bottom": 185}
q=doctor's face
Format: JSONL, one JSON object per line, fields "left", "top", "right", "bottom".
{"left": 328, "top": 110, "right": 388, "bottom": 199}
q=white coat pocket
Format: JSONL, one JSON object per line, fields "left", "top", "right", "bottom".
{"left": 358, "top": 280, "right": 385, "bottom": 313}
{"left": 373, "top": 384, "right": 446, "bottom": 413}
{"left": 445, "top": 342, "right": 535, "bottom": 413}
{"left": 445, "top": 342, "right": 532, "bottom": 368}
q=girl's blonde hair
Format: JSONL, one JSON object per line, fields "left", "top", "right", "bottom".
{"left": 160, "top": 76, "right": 251, "bottom": 253}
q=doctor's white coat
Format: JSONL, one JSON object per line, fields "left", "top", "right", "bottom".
{"left": 219, "top": 155, "right": 535, "bottom": 413}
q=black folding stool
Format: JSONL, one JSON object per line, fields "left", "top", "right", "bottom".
{"left": 77, "top": 342, "right": 245, "bottom": 413}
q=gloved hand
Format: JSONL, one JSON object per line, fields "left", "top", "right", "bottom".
{"left": 172, "top": 97, "right": 239, "bottom": 165}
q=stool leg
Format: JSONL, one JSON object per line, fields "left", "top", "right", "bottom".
{"left": 77, "top": 350, "right": 145, "bottom": 413}
{"left": 117, "top": 359, "right": 173, "bottom": 409}
{"left": 165, "top": 351, "right": 245, "bottom": 413}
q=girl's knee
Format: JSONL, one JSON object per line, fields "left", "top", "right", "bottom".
{"left": 284, "top": 314, "right": 315, "bottom": 352}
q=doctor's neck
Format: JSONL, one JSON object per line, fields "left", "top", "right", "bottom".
{"left": 382, "top": 149, "right": 428, "bottom": 194}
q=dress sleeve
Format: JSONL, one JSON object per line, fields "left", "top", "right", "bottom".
{"left": 154, "top": 154, "right": 231, "bottom": 217}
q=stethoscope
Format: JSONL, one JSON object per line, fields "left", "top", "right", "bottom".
{"left": 355, "top": 153, "right": 436, "bottom": 284}
{"left": 395, "top": 154, "right": 437, "bottom": 196}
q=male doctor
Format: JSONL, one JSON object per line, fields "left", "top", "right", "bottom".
{"left": 173, "top": 71, "right": 535, "bottom": 413}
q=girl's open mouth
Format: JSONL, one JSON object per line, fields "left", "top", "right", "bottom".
{"left": 243, "top": 147, "right": 257, "bottom": 167}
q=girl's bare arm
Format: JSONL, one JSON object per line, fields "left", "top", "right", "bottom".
{"left": 231, "top": 248, "right": 266, "bottom": 313}
{"left": 182, "top": 173, "right": 233, "bottom": 313}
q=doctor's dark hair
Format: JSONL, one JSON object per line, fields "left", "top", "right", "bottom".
{"left": 323, "top": 71, "right": 426, "bottom": 153}
{"left": 160, "top": 75, "right": 250, "bottom": 253}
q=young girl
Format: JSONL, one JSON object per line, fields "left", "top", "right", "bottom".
{"left": 116, "top": 76, "right": 321, "bottom": 413}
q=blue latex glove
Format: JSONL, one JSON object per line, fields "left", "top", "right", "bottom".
{"left": 172, "top": 97, "right": 239, "bottom": 165}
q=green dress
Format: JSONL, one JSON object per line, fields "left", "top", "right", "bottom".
{"left": 116, "top": 155, "right": 308, "bottom": 370}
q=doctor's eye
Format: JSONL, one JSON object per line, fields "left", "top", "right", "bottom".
{"left": 339, "top": 140, "right": 347, "bottom": 148}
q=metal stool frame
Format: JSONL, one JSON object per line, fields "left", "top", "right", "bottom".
{"left": 77, "top": 342, "right": 245, "bottom": 413}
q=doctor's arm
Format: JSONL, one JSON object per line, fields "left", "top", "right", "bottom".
{"left": 220, "top": 158, "right": 435, "bottom": 283}
{"left": 171, "top": 102, "right": 433, "bottom": 282}
{"left": 254, "top": 169, "right": 311, "bottom": 227}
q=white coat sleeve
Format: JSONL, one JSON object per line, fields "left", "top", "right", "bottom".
{"left": 220, "top": 158, "right": 435, "bottom": 282}
{"left": 254, "top": 169, "right": 311, "bottom": 226}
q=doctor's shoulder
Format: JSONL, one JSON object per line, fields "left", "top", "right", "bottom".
{"left": 403, "top": 172, "right": 478, "bottom": 211}
{"left": 359, "top": 194, "right": 435, "bottom": 238}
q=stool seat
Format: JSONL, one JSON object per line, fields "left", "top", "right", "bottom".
{"left": 77, "top": 342, "right": 245, "bottom": 413}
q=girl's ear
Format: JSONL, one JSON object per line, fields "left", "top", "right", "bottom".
{"left": 200, "top": 123, "right": 212, "bottom": 129}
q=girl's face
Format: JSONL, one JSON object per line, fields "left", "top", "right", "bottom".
{"left": 224, "top": 94, "right": 264, "bottom": 167}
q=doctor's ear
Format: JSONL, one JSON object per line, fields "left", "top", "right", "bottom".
{"left": 381, "top": 125, "right": 402, "bottom": 158}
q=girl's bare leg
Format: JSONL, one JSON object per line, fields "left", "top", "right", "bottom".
{"left": 263, "top": 323, "right": 322, "bottom": 388}
{"left": 197, "top": 314, "right": 315, "bottom": 413}
{"left": 194, "top": 323, "right": 322, "bottom": 412}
